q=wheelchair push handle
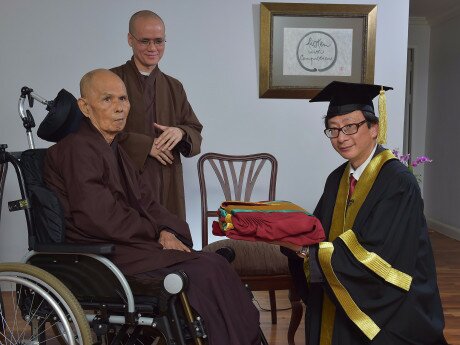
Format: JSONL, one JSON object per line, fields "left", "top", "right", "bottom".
{"left": 18, "top": 86, "right": 53, "bottom": 149}
{"left": 19, "top": 86, "right": 51, "bottom": 112}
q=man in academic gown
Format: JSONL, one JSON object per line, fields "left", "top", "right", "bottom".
{"left": 284, "top": 81, "right": 447, "bottom": 345}
{"left": 111, "top": 10, "right": 203, "bottom": 220}
{"left": 43, "top": 69, "right": 260, "bottom": 345}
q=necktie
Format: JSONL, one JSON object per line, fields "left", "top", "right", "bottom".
{"left": 348, "top": 173, "right": 357, "bottom": 199}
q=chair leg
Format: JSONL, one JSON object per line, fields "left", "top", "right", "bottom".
{"left": 287, "top": 286, "right": 303, "bottom": 345}
{"left": 268, "top": 289, "right": 277, "bottom": 324}
{"left": 259, "top": 326, "right": 269, "bottom": 345}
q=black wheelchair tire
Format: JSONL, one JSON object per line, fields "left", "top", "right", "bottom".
{"left": 0, "top": 262, "right": 93, "bottom": 344}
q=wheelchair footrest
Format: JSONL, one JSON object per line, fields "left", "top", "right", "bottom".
{"left": 191, "top": 316, "right": 206, "bottom": 339}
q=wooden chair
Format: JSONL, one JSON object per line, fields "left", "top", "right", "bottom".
{"left": 198, "top": 152, "right": 303, "bottom": 345}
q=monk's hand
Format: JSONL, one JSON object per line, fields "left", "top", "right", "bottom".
{"left": 159, "top": 230, "right": 191, "bottom": 252}
{"left": 150, "top": 142, "right": 174, "bottom": 165}
{"left": 153, "top": 123, "right": 185, "bottom": 151}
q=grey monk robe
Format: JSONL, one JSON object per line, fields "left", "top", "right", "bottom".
{"left": 43, "top": 119, "right": 261, "bottom": 345}
{"left": 111, "top": 59, "right": 203, "bottom": 220}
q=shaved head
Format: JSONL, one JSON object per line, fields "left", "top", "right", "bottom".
{"left": 79, "top": 69, "right": 122, "bottom": 98}
{"left": 129, "top": 10, "right": 164, "bottom": 35}
{"left": 77, "top": 69, "right": 130, "bottom": 143}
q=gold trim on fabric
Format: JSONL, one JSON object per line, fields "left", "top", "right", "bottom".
{"left": 328, "top": 150, "right": 396, "bottom": 241}
{"left": 318, "top": 242, "right": 381, "bottom": 341}
{"left": 319, "top": 242, "right": 336, "bottom": 345}
{"left": 339, "top": 230, "right": 412, "bottom": 291}
{"left": 319, "top": 149, "right": 396, "bottom": 344}
{"left": 224, "top": 213, "right": 234, "bottom": 230}
{"left": 328, "top": 165, "right": 350, "bottom": 241}
{"left": 319, "top": 293, "right": 335, "bottom": 345}
{"left": 345, "top": 150, "right": 396, "bottom": 230}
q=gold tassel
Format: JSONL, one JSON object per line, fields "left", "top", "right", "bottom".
{"left": 377, "top": 86, "right": 387, "bottom": 144}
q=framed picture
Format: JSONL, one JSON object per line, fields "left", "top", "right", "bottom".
{"left": 259, "top": 3, "right": 377, "bottom": 99}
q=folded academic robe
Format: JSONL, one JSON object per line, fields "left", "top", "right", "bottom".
{"left": 212, "top": 201, "right": 325, "bottom": 246}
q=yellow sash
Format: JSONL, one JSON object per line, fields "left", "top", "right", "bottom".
{"left": 318, "top": 149, "right": 403, "bottom": 344}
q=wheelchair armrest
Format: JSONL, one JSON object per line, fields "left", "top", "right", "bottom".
{"left": 33, "top": 243, "right": 115, "bottom": 255}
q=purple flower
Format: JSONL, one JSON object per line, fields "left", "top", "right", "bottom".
{"left": 411, "top": 156, "right": 433, "bottom": 167}
{"left": 392, "top": 148, "right": 432, "bottom": 169}
{"left": 401, "top": 154, "right": 411, "bottom": 164}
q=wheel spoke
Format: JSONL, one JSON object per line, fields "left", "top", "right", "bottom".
{"left": 0, "top": 263, "right": 93, "bottom": 345}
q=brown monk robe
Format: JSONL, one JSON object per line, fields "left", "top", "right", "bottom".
{"left": 44, "top": 118, "right": 260, "bottom": 345}
{"left": 111, "top": 59, "right": 203, "bottom": 220}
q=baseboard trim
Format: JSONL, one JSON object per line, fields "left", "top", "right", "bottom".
{"left": 427, "top": 218, "right": 460, "bottom": 240}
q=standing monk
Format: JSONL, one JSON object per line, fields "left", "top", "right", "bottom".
{"left": 111, "top": 10, "right": 202, "bottom": 220}
{"left": 284, "top": 81, "right": 447, "bottom": 345}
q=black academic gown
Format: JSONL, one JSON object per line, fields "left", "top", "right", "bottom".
{"left": 288, "top": 147, "right": 447, "bottom": 345}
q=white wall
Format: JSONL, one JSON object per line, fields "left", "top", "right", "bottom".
{"left": 424, "top": 10, "right": 460, "bottom": 240}
{"left": 408, "top": 19, "right": 430, "bottom": 194}
{"left": 0, "top": 0, "right": 409, "bottom": 261}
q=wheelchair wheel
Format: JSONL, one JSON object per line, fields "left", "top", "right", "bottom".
{"left": 0, "top": 262, "right": 93, "bottom": 344}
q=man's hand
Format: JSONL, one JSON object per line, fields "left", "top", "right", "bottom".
{"left": 150, "top": 142, "right": 174, "bottom": 165}
{"left": 271, "top": 241, "right": 308, "bottom": 259}
{"left": 159, "top": 230, "right": 191, "bottom": 252}
{"left": 153, "top": 123, "right": 185, "bottom": 151}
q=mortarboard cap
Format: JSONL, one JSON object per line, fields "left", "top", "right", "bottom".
{"left": 310, "top": 81, "right": 393, "bottom": 144}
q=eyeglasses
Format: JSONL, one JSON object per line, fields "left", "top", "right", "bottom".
{"left": 324, "top": 120, "right": 368, "bottom": 138}
{"left": 130, "top": 33, "right": 166, "bottom": 47}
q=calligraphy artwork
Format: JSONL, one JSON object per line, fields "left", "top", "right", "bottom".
{"left": 283, "top": 28, "right": 353, "bottom": 76}
{"left": 259, "top": 3, "right": 377, "bottom": 98}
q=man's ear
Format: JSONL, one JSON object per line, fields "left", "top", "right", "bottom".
{"left": 127, "top": 32, "right": 133, "bottom": 47}
{"left": 370, "top": 123, "right": 379, "bottom": 139}
{"left": 77, "top": 98, "right": 90, "bottom": 118}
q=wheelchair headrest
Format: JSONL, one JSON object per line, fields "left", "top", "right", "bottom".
{"left": 37, "top": 89, "right": 83, "bottom": 142}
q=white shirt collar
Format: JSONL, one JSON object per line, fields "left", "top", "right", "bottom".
{"left": 349, "top": 144, "right": 377, "bottom": 180}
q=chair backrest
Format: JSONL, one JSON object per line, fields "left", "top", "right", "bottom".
{"left": 197, "top": 152, "right": 277, "bottom": 247}
{"left": 0, "top": 160, "right": 8, "bottom": 225}
{"left": 19, "top": 149, "right": 66, "bottom": 245}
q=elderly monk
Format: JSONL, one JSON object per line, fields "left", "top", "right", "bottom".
{"left": 43, "top": 69, "right": 260, "bottom": 345}
{"left": 111, "top": 10, "right": 203, "bottom": 220}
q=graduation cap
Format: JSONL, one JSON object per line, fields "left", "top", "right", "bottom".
{"left": 310, "top": 81, "right": 393, "bottom": 144}
{"left": 37, "top": 89, "right": 83, "bottom": 142}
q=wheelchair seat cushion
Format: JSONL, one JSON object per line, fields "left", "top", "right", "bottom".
{"left": 202, "top": 239, "right": 290, "bottom": 276}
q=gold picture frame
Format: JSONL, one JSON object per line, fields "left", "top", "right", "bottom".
{"left": 259, "top": 3, "right": 377, "bottom": 99}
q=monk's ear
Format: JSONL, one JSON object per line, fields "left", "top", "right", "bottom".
{"left": 127, "top": 32, "right": 133, "bottom": 47}
{"left": 77, "top": 98, "right": 90, "bottom": 118}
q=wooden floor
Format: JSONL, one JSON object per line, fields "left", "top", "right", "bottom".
{"left": 0, "top": 230, "right": 458, "bottom": 344}
{"left": 430, "top": 230, "right": 460, "bottom": 345}
{"left": 256, "top": 230, "right": 460, "bottom": 345}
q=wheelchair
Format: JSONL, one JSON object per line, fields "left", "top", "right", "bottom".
{"left": 0, "top": 87, "right": 269, "bottom": 345}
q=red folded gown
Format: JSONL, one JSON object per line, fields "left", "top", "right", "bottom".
{"left": 212, "top": 201, "right": 325, "bottom": 246}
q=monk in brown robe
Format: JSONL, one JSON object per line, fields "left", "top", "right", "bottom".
{"left": 111, "top": 10, "right": 203, "bottom": 220}
{"left": 43, "top": 69, "right": 260, "bottom": 345}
